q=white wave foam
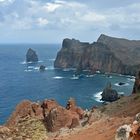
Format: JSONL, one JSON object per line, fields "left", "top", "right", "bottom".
{"left": 20, "top": 61, "right": 26, "bottom": 64}
{"left": 34, "top": 67, "right": 40, "bottom": 70}
{"left": 93, "top": 91, "right": 103, "bottom": 102}
{"left": 48, "top": 59, "right": 55, "bottom": 61}
{"left": 63, "top": 68, "right": 71, "bottom": 72}
{"left": 28, "top": 66, "right": 34, "bottom": 69}
{"left": 20, "top": 60, "right": 43, "bottom": 64}
{"left": 46, "top": 66, "right": 54, "bottom": 70}
{"left": 24, "top": 69, "right": 33, "bottom": 72}
{"left": 38, "top": 60, "right": 43, "bottom": 63}
{"left": 127, "top": 78, "right": 135, "bottom": 82}
{"left": 114, "top": 83, "right": 129, "bottom": 87}
{"left": 86, "top": 75, "right": 95, "bottom": 78}
{"left": 53, "top": 76, "right": 64, "bottom": 79}
{"left": 118, "top": 92, "right": 124, "bottom": 95}
{"left": 70, "top": 76, "right": 79, "bottom": 80}
{"left": 96, "top": 71, "right": 101, "bottom": 74}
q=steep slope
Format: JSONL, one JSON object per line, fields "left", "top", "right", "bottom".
{"left": 54, "top": 35, "right": 140, "bottom": 75}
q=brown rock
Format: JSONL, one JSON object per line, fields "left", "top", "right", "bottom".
{"left": 31, "top": 103, "right": 44, "bottom": 119}
{"left": 66, "top": 98, "right": 84, "bottom": 119}
{"left": 6, "top": 100, "right": 43, "bottom": 127}
{"left": 41, "top": 99, "right": 59, "bottom": 117}
{"left": 46, "top": 106, "right": 80, "bottom": 132}
{"left": 0, "top": 126, "right": 11, "bottom": 139}
{"left": 70, "top": 117, "right": 80, "bottom": 129}
{"left": 133, "top": 71, "right": 140, "bottom": 94}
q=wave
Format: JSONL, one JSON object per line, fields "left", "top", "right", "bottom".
{"left": 20, "top": 60, "right": 43, "bottom": 65}
{"left": 70, "top": 76, "right": 79, "bottom": 80}
{"left": 28, "top": 66, "right": 34, "bottom": 69}
{"left": 93, "top": 91, "right": 103, "bottom": 102}
{"left": 24, "top": 69, "right": 33, "bottom": 72}
{"left": 20, "top": 61, "right": 26, "bottom": 64}
{"left": 45, "top": 66, "right": 55, "bottom": 70}
{"left": 118, "top": 92, "right": 125, "bottom": 95}
{"left": 114, "top": 83, "right": 130, "bottom": 87}
{"left": 96, "top": 71, "right": 101, "bottom": 74}
{"left": 48, "top": 59, "right": 55, "bottom": 61}
{"left": 86, "top": 75, "right": 95, "bottom": 78}
{"left": 53, "top": 76, "right": 64, "bottom": 79}
{"left": 127, "top": 78, "right": 135, "bottom": 82}
{"left": 38, "top": 60, "right": 43, "bottom": 63}
{"left": 34, "top": 67, "right": 40, "bottom": 70}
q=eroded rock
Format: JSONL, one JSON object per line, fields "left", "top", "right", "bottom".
{"left": 26, "top": 48, "right": 38, "bottom": 62}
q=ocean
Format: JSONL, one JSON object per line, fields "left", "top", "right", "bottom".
{"left": 0, "top": 44, "right": 134, "bottom": 124}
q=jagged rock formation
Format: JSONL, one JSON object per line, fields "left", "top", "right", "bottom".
{"left": 54, "top": 34, "right": 140, "bottom": 75}
{"left": 133, "top": 71, "right": 140, "bottom": 94}
{"left": 6, "top": 98, "right": 84, "bottom": 134}
{"left": 66, "top": 98, "right": 84, "bottom": 119}
{"left": 26, "top": 48, "right": 38, "bottom": 62}
{"left": 101, "top": 83, "right": 119, "bottom": 102}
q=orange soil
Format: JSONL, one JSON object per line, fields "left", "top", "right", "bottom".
{"left": 51, "top": 95, "right": 140, "bottom": 140}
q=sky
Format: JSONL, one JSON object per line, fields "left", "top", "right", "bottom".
{"left": 0, "top": 0, "right": 140, "bottom": 43}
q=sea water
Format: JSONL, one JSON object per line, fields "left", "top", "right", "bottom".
{"left": 0, "top": 44, "right": 134, "bottom": 124}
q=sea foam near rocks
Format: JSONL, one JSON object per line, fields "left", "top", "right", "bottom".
{"left": 93, "top": 91, "right": 103, "bottom": 102}
{"left": 53, "top": 76, "right": 64, "bottom": 79}
{"left": 114, "top": 83, "right": 129, "bottom": 87}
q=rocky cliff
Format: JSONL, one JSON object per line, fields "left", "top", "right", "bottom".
{"left": 54, "top": 35, "right": 140, "bottom": 75}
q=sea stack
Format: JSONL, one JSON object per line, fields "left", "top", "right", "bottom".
{"left": 101, "top": 82, "right": 119, "bottom": 102}
{"left": 26, "top": 48, "right": 38, "bottom": 62}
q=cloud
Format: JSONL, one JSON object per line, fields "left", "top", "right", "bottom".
{"left": 0, "top": 0, "right": 140, "bottom": 43}
{"left": 37, "top": 17, "right": 49, "bottom": 26}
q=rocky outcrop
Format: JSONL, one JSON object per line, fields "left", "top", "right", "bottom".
{"left": 26, "top": 48, "right": 38, "bottom": 62}
{"left": 101, "top": 83, "right": 119, "bottom": 102}
{"left": 115, "top": 112, "right": 140, "bottom": 140}
{"left": 6, "top": 99, "right": 85, "bottom": 133}
{"left": 54, "top": 35, "right": 140, "bottom": 75}
{"left": 39, "top": 65, "right": 46, "bottom": 71}
{"left": 46, "top": 106, "right": 80, "bottom": 132}
{"left": 66, "top": 98, "right": 84, "bottom": 119}
{"left": 132, "top": 71, "right": 140, "bottom": 94}
{"left": 6, "top": 100, "right": 44, "bottom": 126}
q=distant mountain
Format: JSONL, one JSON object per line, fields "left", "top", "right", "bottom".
{"left": 54, "top": 34, "right": 140, "bottom": 75}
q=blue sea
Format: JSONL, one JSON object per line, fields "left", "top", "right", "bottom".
{"left": 0, "top": 44, "right": 135, "bottom": 124}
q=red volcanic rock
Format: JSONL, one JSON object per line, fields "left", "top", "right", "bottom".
{"left": 46, "top": 106, "right": 80, "bottom": 132}
{"left": 31, "top": 102, "right": 43, "bottom": 119}
{"left": 41, "top": 99, "right": 59, "bottom": 117}
{"left": 70, "top": 117, "right": 80, "bottom": 129}
{"left": 66, "top": 98, "right": 84, "bottom": 119}
{"left": 133, "top": 71, "right": 140, "bottom": 94}
{"left": 6, "top": 100, "right": 43, "bottom": 126}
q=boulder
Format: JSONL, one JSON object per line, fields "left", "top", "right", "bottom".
{"left": 39, "top": 65, "right": 46, "bottom": 71}
{"left": 101, "top": 82, "right": 119, "bottom": 102}
{"left": 26, "top": 48, "right": 38, "bottom": 62}
{"left": 115, "top": 125, "right": 132, "bottom": 140}
{"left": 118, "top": 82, "right": 125, "bottom": 86}
{"left": 46, "top": 106, "right": 80, "bottom": 132}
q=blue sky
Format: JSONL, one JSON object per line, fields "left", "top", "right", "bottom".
{"left": 0, "top": 0, "right": 140, "bottom": 43}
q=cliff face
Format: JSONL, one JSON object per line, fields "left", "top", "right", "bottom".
{"left": 54, "top": 35, "right": 140, "bottom": 75}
